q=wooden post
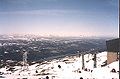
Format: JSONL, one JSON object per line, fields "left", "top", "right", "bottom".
{"left": 94, "top": 53, "right": 97, "bottom": 68}
{"left": 82, "top": 53, "right": 85, "bottom": 69}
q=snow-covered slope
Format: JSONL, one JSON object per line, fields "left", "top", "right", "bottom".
{"left": 0, "top": 51, "right": 119, "bottom": 79}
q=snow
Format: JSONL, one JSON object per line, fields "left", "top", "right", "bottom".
{"left": 0, "top": 51, "right": 119, "bottom": 79}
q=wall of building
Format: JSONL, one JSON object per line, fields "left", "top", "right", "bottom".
{"left": 107, "top": 52, "right": 118, "bottom": 64}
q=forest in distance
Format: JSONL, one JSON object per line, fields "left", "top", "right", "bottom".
{"left": 0, "top": 34, "right": 115, "bottom": 67}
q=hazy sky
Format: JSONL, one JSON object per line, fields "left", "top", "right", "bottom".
{"left": 0, "top": 0, "right": 118, "bottom": 37}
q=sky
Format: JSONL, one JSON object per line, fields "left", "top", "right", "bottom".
{"left": 0, "top": 0, "right": 119, "bottom": 37}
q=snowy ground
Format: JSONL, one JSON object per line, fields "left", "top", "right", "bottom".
{"left": 0, "top": 51, "right": 119, "bottom": 79}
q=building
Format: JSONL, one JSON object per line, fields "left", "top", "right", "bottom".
{"left": 106, "top": 38, "right": 120, "bottom": 64}
{"left": 106, "top": 38, "right": 119, "bottom": 64}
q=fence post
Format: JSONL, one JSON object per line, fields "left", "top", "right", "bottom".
{"left": 94, "top": 53, "right": 97, "bottom": 68}
{"left": 82, "top": 53, "right": 85, "bottom": 69}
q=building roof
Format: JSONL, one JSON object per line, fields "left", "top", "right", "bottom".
{"left": 106, "top": 38, "right": 120, "bottom": 52}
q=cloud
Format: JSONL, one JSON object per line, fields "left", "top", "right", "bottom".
{"left": 107, "top": 0, "right": 118, "bottom": 7}
{"left": 5, "top": 0, "right": 60, "bottom": 4}
{"left": 38, "top": 0, "right": 59, "bottom": 1}
{"left": 0, "top": 9, "right": 82, "bottom": 16}
{"left": 5, "top": 0, "right": 33, "bottom": 4}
